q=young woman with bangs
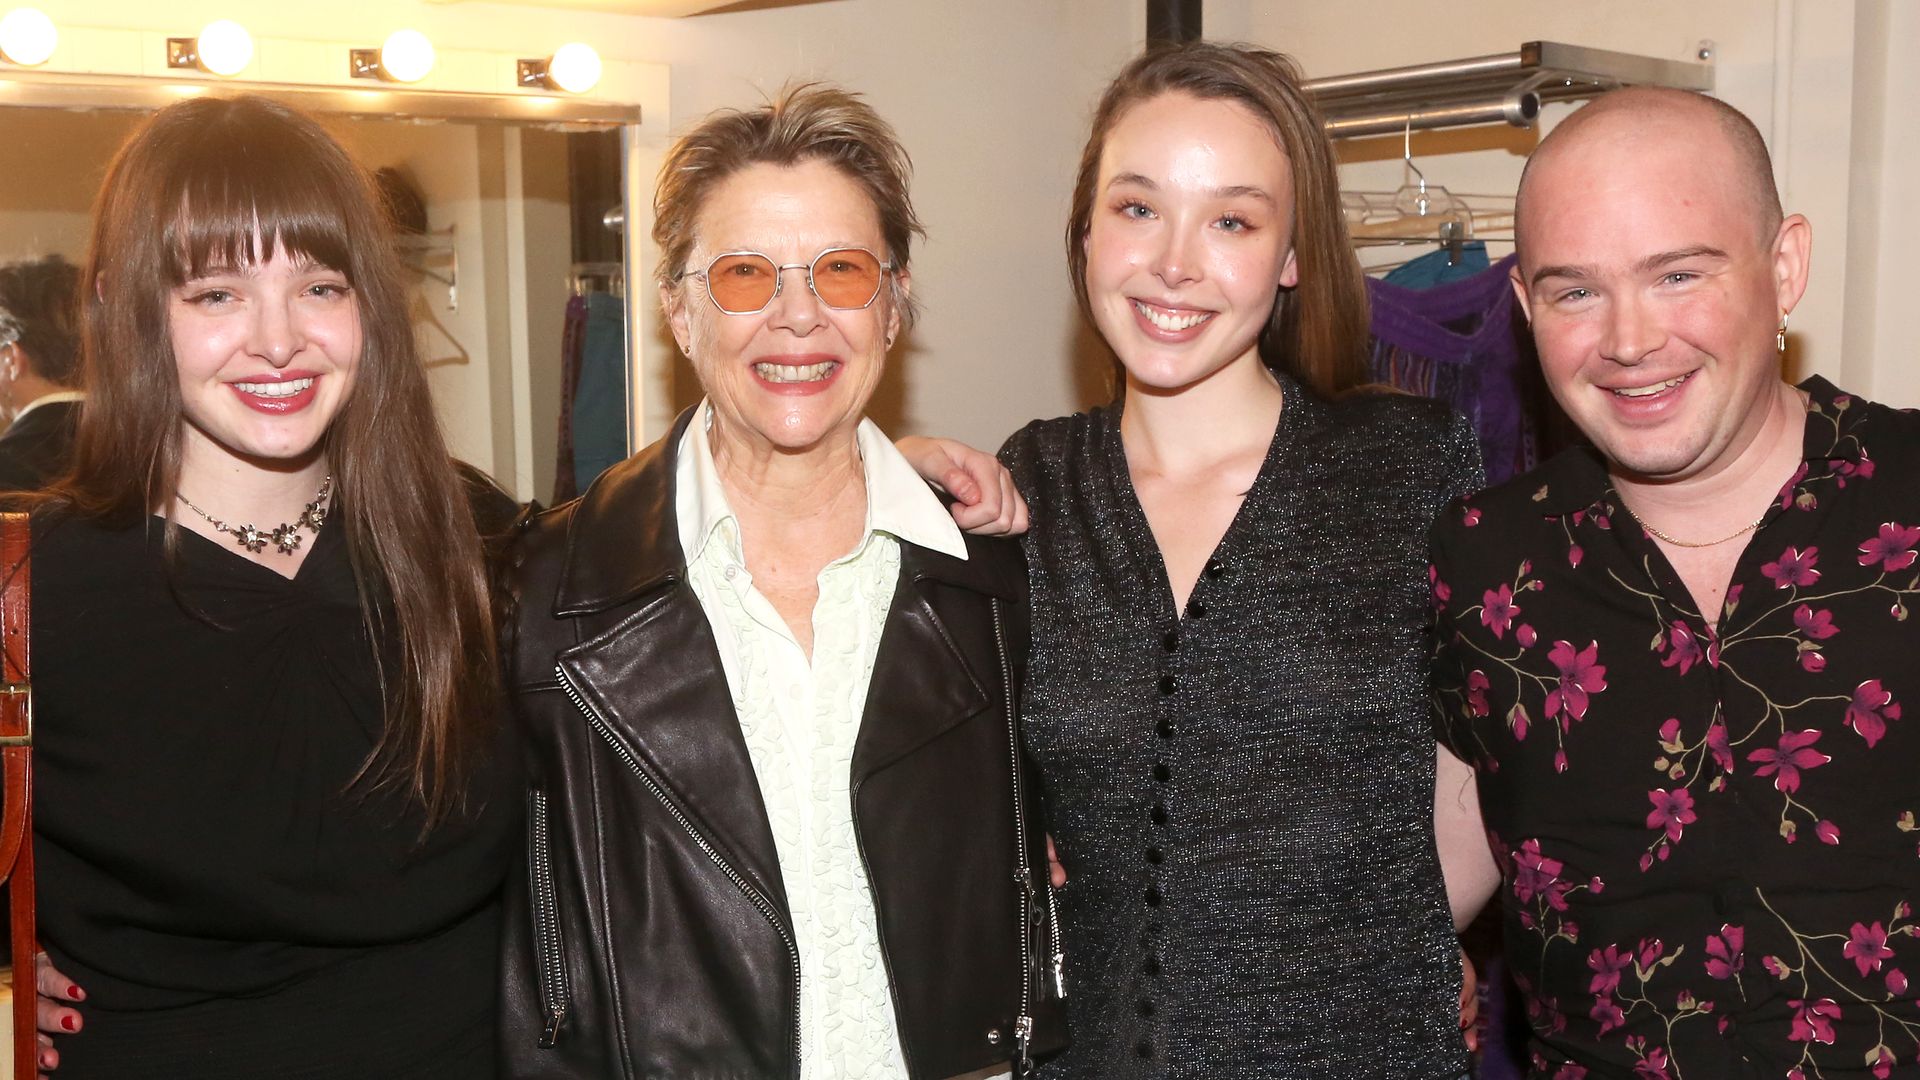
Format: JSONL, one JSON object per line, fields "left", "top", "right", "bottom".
{"left": 19, "top": 94, "right": 519, "bottom": 1078}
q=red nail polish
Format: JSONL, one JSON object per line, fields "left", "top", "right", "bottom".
{"left": 61, "top": 1014, "right": 77, "bottom": 1031}
{"left": 67, "top": 985, "right": 84, "bottom": 1001}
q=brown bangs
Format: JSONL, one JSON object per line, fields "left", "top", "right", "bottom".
{"left": 162, "top": 129, "right": 357, "bottom": 284}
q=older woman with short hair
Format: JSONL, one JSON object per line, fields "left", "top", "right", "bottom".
{"left": 499, "top": 84, "right": 1063, "bottom": 1079}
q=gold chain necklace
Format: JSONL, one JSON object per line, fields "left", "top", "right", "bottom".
{"left": 178, "top": 475, "right": 332, "bottom": 555}
{"left": 1622, "top": 502, "right": 1766, "bottom": 549}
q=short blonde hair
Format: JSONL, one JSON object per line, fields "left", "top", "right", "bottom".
{"left": 653, "top": 82, "right": 924, "bottom": 326}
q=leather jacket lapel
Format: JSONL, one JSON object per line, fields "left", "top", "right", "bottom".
{"left": 557, "top": 592, "right": 790, "bottom": 918}
{"left": 852, "top": 571, "right": 992, "bottom": 784}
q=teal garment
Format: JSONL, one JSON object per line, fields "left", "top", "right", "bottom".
{"left": 1380, "top": 240, "right": 1489, "bottom": 289}
{"left": 571, "top": 292, "right": 628, "bottom": 494}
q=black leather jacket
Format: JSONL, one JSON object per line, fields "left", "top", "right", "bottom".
{"left": 500, "top": 413, "right": 1065, "bottom": 1079}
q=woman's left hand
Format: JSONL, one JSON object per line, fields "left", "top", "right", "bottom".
{"left": 895, "top": 436, "right": 1029, "bottom": 536}
{"left": 34, "top": 951, "right": 85, "bottom": 1076}
{"left": 1458, "top": 946, "right": 1479, "bottom": 1053}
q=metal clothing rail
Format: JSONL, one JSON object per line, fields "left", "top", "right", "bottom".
{"left": 1306, "top": 41, "right": 1714, "bottom": 139}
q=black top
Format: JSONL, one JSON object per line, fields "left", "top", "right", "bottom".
{"left": 0, "top": 398, "right": 80, "bottom": 491}
{"left": 1432, "top": 378, "right": 1920, "bottom": 1077}
{"left": 31, "top": 507, "right": 520, "bottom": 1078}
{"left": 1000, "top": 378, "right": 1479, "bottom": 1079}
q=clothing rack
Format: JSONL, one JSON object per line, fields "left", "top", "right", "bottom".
{"left": 570, "top": 261, "right": 624, "bottom": 298}
{"left": 396, "top": 226, "right": 459, "bottom": 311}
{"left": 1307, "top": 40, "right": 1714, "bottom": 139}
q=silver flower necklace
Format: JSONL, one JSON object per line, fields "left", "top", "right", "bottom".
{"left": 177, "top": 475, "right": 332, "bottom": 555}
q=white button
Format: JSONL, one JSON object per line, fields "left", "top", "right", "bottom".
{"left": 787, "top": 683, "right": 804, "bottom": 700}
{"left": 724, "top": 565, "right": 738, "bottom": 581}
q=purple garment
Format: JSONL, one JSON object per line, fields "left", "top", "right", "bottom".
{"left": 1366, "top": 255, "right": 1542, "bottom": 486}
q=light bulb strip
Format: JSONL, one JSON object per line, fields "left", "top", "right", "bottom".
{"left": 2, "top": 16, "right": 616, "bottom": 98}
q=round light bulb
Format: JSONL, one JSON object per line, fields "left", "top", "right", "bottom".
{"left": 547, "top": 43, "right": 601, "bottom": 95}
{"left": 195, "top": 19, "right": 252, "bottom": 77}
{"left": 380, "top": 29, "right": 434, "bottom": 84}
{"left": 0, "top": 8, "right": 57, "bottom": 67}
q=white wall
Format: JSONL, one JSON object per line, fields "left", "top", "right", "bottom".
{"left": 12, "top": 0, "right": 1915, "bottom": 458}
{"left": 1213, "top": 0, "right": 1913, "bottom": 403}
{"left": 601, "top": 0, "right": 1144, "bottom": 448}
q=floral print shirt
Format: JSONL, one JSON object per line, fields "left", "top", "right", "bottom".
{"left": 1432, "top": 378, "right": 1920, "bottom": 1079}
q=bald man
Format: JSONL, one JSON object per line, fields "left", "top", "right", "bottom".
{"left": 1429, "top": 88, "right": 1920, "bottom": 1076}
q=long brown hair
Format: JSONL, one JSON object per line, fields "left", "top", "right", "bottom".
{"left": 1067, "top": 42, "right": 1370, "bottom": 398}
{"left": 58, "top": 95, "right": 495, "bottom": 825}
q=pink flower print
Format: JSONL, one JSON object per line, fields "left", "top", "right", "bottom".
{"left": 1545, "top": 640, "right": 1608, "bottom": 725}
{"left": 1789, "top": 998, "right": 1840, "bottom": 1044}
{"left": 1481, "top": 584, "right": 1520, "bottom": 638}
{"left": 1846, "top": 921, "right": 1895, "bottom": 977}
{"left": 1801, "top": 649, "right": 1828, "bottom": 674}
{"left": 1872, "top": 1045, "right": 1896, "bottom": 1080}
{"left": 1463, "top": 506, "right": 1482, "bottom": 527}
{"left": 1428, "top": 564, "right": 1451, "bottom": 606}
{"left": 1779, "top": 463, "right": 1811, "bottom": 509}
{"left": 1659, "top": 621, "right": 1703, "bottom": 674}
{"left": 1816, "top": 820, "right": 1841, "bottom": 844}
{"left": 1590, "top": 997, "right": 1625, "bottom": 1036}
{"left": 1646, "top": 788, "right": 1696, "bottom": 842}
{"left": 1588, "top": 944, "right": 1630, "bottom": 995}
{"left": 1657, "top": 717, "right": 1683, "bottom": 751}
{"left": 1749, "top": 729, "right": 1832, "bottom": 794}
{"left": 1845, "top": 679, "right": 1903, "bottom": 748}
{"left": 1793, "top": 604, "right": 1840, "bottom": 640}
{"left": 1763, "top": 955, "right": 1791, "bottom": 979}
{"left": 1836, "top": 454, "right": 1877, "bottom": 485}
{"left": 1705, "top": 924, "right": 1744, "bottom": 980}
{"left": 1631, "top": 1045, "right": 1671, "bottom": 1080}
{"left": 1636, "top": 938, "right": 1666, "bottom": 969}
{"left": 1508, "top": 702, "right": 1532, "bottom": 741}
{"left": 1569, "top": 544, "right": 1584, "bottom": 569}
{"left": 1465, "top": 670, "right": 1490, "bottom": 717}
{"left": 1762, "top": 545, "right": 1821, "bottom": 589}
{"left": 1517, "top": 623, "right": 1539, "bottom": 648}
{"left": 1513, "top": 838, "right": 1569, "bottom": 910}
{"left": 1859, "top": 523, "right": 1920, "bottom": 571}
{"left": 1552, "top": 1066, "right": 1589, "bottom": 1080}
{"left": 1706, "top": 723, "right": 1734, "bottom": 775}
{"left": 1889, "top": 968, "right": 1909, "bottom": 995}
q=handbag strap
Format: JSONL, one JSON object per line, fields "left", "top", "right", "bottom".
{"left": 0, "top": 511, "right": 35, "bottom": 1080}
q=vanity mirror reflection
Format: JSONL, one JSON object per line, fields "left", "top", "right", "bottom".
{"left": 0, "top": 83, "right": 636, "bottom": 506}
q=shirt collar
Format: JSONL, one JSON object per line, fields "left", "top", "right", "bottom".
{"left": 1797, "top": 375, "right": 1869, "bottom": 464}
{"left": 7, "top": 390, "right": 83, "bottom": 427}
{"left": 673, "top": 399, "right": 969, "bottom": 567}
{"left": 1523, "top": 375, "right": 1868, "bottom": 517}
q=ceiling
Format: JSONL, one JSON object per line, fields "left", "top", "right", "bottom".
{"left": 422, "top": 0, "right": 828, "bottom": 16}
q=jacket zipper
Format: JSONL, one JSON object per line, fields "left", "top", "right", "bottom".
{"left": 990, "top": 599, "right": 1037, "bottom": 1073}
{"left": 528, "top": 788, "right": 573, "bottom": 1047}
{"left": 555, "top": 664, "right": 805, "bottom": 1074}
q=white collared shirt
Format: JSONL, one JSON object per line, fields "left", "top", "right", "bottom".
{"left": 5, "top": 390, "right": 82, "bottom": 430}
{"left": 674, "top": 402, "right": 966, "bottom": 1080}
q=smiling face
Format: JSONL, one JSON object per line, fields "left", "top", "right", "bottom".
{"left": 1084, "top": 91, "right": 1298, "bottom": 393}
{"left": 168, "top": 241, "right": 361, "bottom": 474}
{"left": 664, "top": 158, "right": 903, "bottom": 457}
{"left": 1515, "top": 104, "right": 1809, "bottom": 485}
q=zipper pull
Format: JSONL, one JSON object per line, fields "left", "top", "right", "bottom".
{"left": 539, "top": 1007, "right": 566, "bottom": 1048}
{"left": 1049, "top": 950, "right": 1067, "bottom": 999}
{"left": 1012, "top": 1014, "right": 1034, "bottom": 1076}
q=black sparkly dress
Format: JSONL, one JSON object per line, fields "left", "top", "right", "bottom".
{"left": 29, "top": 509, "right": 520, "bottom": 1078}
{"left": 999, "top": 376, "right": 1478, "bottom": 1079}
